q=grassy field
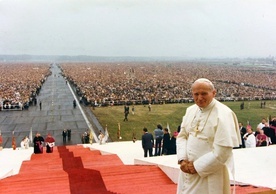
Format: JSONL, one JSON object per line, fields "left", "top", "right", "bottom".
{"left": 91, "top": 100, "right": 276, "bottom": 141}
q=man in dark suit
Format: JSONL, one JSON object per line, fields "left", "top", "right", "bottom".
{"left": 142, "top": 127, "right": 154, "bottom": 157}
{"left": 62, "top": 129, "right": 67, "bottom": 142}
{"left": 67, "top": 129, "right": 71, "bottom": 141}
{"left": 239, "top": 122, "right": 247, "bottom": 148}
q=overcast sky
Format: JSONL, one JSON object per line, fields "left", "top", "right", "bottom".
{"left": 1, "top": 0, "right": 276, "bottom": 58}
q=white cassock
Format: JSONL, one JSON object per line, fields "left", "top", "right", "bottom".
{"left": 20, "top": 141, "right": 26, "bottom": 149}
{"left": 244, "top": 133, "right": 256, "bottom": 148}
{"left": 177, "top": 99, "right": 241, "bottom": 194}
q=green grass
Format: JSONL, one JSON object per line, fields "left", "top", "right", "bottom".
{"left": 91, "top": 100, "right": 276, "bottom": 141}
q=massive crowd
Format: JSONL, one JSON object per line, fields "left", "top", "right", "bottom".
{"left": 0, "top": 63, "right": 51, "bottom": 110}
{"left": 60, "top": 62, "right": 276, "bottom": 106}
{"left": 0, "top": 62, "right": 275, "bottom": 110}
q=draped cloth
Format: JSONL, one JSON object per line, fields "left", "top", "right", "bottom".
{"left": 177, "top": 99, "right": 241, "bottom": 194}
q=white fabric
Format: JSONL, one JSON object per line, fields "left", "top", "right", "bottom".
{"left": 257, "top": 123, "right": 265, "bottom": 130}
{"left": 47, "top": 142, "right": 55, "bottom": 147}
{"left": 177, "top": 99, "right": 241, "bottom": 194}
{"left": 1, "top": 141, "right": 276, "bottom": 189}
{"left": 20, "top": 138, "right": 29, "bottom": 149}
{"left": 24, "top": 138, "right": 29, "bottom": 149}
{"left": 194, "top": 144, "right": 232, "bottom": 178}
{"left": 20, "top": 141, "right": 25, "bottom": 149}
{"left": 243, "top": 133, "right": 256, "bottom": 148}
{"left": 98, "top": 134, "right": 106, "bottom": 144}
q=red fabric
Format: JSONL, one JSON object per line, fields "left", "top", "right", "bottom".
{"left": 45, "top": 135, "right": 55, "bottom": 143}
{"left": 256, "top": 134, "right": 268, "bottom": 146}
{"left": 0, "top": 145, "right": 272, "bottom": 194}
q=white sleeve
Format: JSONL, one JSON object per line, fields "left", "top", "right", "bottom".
{"left": 176, "top": 119, "right": 189, "bottom": 161}
{"left": 176, "top": 137, "right": 187, "bottom": 161}
{"left": 193, "top": 144, "right": 232, "bottom": 178}
{"left": 248, "top": 135, "right": 256, "bottom": 147}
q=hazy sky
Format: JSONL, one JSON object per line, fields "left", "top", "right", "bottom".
{"left": 1, "top": 0, "right": 276, "bottom": 58}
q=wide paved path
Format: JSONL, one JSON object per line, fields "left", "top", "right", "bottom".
{"left": 0, "top": 64, "right": 97, "bottom": 148}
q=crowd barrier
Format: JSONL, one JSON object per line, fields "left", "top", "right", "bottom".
{"left": 1, "top": 104, "right": 23, "bottom": 111}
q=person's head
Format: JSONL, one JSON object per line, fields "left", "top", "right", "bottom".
{"left": 143, "top": 127, "right": 148, "bottom": 133}
{"left": 191, "top": 78, "right": 216, "bottom": 108}
{"left": 259, "top": 128, "right": 264, "bottom": 134}
{"left": 163, "top": 128, "right": 169, "bottom": 133}
{"left": 157, "top": 124, "right": 162, "bottom": 130}
{"left": 239, "top": 122, "right": 243, "bottom": 127}
{"left": 246, "top": 125, "right": 252, "bottom": 133}
{"left": 173, "top": 131, "right": 179, "bottom": 138}
{"left": 261, "top": 118, "right": 267, "bottom": 124}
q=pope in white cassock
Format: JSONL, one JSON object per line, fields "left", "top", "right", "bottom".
{"left": 177, "top": 78, "right": 241, "bottom": 194}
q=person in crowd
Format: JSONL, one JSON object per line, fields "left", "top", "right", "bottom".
{"left": 269, "top": 118, "right": 276, "bottom": 144}
{"left": 73, "top": 99, "right": 76, "bottom": 108}
{"left": 240, "top": 101, "right": 244, "bottom": 110}
{"left": 256, "top": 128, "right": 268, "bottom": 147}
{"left": 154, "top": 124, "right": 164, "bottom": 156}
{"left": 148, "top": 104, "right": 151, "bottom": 111}
{"left": 131, "top": 105, "right": 135, "bottom": 115}
{"left": 81, "top": 132, "right": 87, "bottom": 144}
{"left": 86, "top": 130, "right": 90, "bottom": 143}
{"left": 20, "top": 136, "right": 30, "bottom": 149}
{"left": 168, "top": 131, "right": 178, "bottom": 155}
{"left": 21, "top": 137, "right": 27, "bottom": 149}
{"left": 45, "top": 133, "right": 55, "bottom": 153}
{"left": 62, "top": 129, "right": 67, "bottom": 142}
{"left": 142, "top": 127, "right": 154, "bottom": 157}
{"left": 34, "top": 97, "right": 37, "bottom": 106}
{"left": 256, "top": 118, "right": 267, "bottom": 133}
{"left": 239, "top": 122, "right": 247, "bottom": 148}
{"left": 263, "top": 122, "right": 275, "bottom": 145}
{"left": 24, "top": 136, "right": 30, "bottom": 149}
{"left": 67, "top": 129, "right": 71, "bottom": 141}
{"left": 123, "top": 105, "right": 129, "bottom": 121}
{"left": 243, "top": 125, "right": 256, "bottom": 148}
{"left": 176, "top": 78, "right": 241, "bottom": 194}
{"left": 98, "top": 131, "right": 105, "bottom": 144}
{"left": 33, "top": 132, "right": 44, "bottom": 154}
{"left": 161, "top": 128, "right": 170, "bottom": 155}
